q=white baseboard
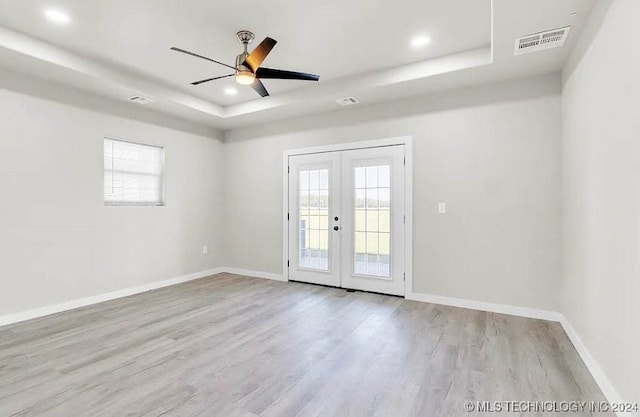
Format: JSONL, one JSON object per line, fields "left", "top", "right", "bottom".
{"left": 406, "top": 291, "right": 562, "bottom": 322}
{"left": 0, "top": 266, "right": 285, "bottom": 328}
{"left": 0, "top": 268, "right": 632, "bottom": 417}
{"left": 0, "top": 267, "right": 225, "bottom": 327}
{"left": 406, "top": 291, "right": 633, "bottom": 417}
{"left": 559, "top": 316, "right": 634, "bottom": 417}
{"left": 221, "top": 267, "right": 286, "bottom": 282}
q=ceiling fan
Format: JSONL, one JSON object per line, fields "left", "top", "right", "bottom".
{"left": 171, "top": 31, "right": 320, "bottom": 98}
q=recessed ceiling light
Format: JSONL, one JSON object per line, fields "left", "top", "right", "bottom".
{"left": 44, "top": 8, "right": 71, "bottom": 25}
{"left": 411, "top": 36, "right": 431, "bottom": 48}
{"left": 224, "top": 87, "right": 238, "bottom": 96}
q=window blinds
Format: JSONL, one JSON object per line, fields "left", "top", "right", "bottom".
{"left": 104, "top": 138, "right": 164, "bottom": 205}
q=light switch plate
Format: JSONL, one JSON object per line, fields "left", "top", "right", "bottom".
{"left": 202, "top": 246, "right": 208, "bottom": 255}
{"left": 438, "top": 202, "right": 447, "bottom": 214}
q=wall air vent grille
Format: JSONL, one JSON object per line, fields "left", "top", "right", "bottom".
{"left": 127, "top": 95, "right": 155, "bottom": 105}
{"left": 336, "top": 97, "right": 359, "bottom": 106}
{"left": 514, "top": 26, "right": 571, "bottom": 55}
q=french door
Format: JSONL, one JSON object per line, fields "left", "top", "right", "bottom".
{"left": 288, "top": 145, "right": 405, "bottom": 296}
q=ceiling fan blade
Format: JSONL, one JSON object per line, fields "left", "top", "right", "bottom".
{"left": 255, "top": 67, "right": 320, "bottom": 81}
{"left": 170, "top": 47, "right": 237, "bottom": 71}
{"left": 243, "top": 37, "right": 277, "bottom": 72}
{"left": 191, "top": 74, "right": 234, "bottom": 85}
{"left": 251, "top": 79, "right": 269, "bottom": 97}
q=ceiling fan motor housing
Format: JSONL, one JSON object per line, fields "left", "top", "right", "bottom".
{"left": 235, "top": 52, "right": 250, "bottom": 72}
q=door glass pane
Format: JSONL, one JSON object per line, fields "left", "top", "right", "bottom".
{"left": 353, "top": 164, "right": 391, "bottom": 278}
{"left": 366, "top": 166, "right": 378, "bottom": 188}
{"left": 299, "top": 169, "right": 329, "bottom": 271}
{"left": 319, "top": 170, "right": 329, "bottom": 189}
{"left": 379, "top": 165, "right": 391, "bottom": 187}
{"left": 355, "top": 210, "right": 366, "bottom": 231}
{"left": 355, "top": 167, "right": 366, "bottom": 188}
{"left": 366, "top": 211, "right": 379, "bottom": 233}
{"left": 355, "top": 189, "right": 365, "bottom": 208}
{"left": 379, "top": 209, "right": 390, "bottom": 233}
{"left": 366, "top": 189, "right": 379, "bottom": 208}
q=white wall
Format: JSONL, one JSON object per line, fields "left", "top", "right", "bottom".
{"left": 0, "top": 86, "right": 224, "bottom": 316}
{"left": 0, "top": 71, "right": 563, "bottom": 319}
{"left": 223, "top": 75, "right": 563, "bottom": 311}
{"left": 561, "top": 0, "right": 640, "bottom": 405}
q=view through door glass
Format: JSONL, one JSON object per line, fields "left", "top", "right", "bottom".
{"left": 354, "top": 165, "right": 391, "bottom": 278}
{"left": 340, "top": 145, "right": 405, "bottom": 296}
{"left": 299, "top": 169, "right": 329, "bottom": 270}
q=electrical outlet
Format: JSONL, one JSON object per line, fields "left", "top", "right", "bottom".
{"left": 438, "top": 202, "right": 447, "bottom": 214}
{"left": 202, "top": 246, "right": 208, "bottom": 255}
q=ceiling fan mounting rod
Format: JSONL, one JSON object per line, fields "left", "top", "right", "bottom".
{"left": 236, "top": 30, "right": 255, "bottom": 54}
{"left": 235, "top": 30, "right": 255, "bottom": 76}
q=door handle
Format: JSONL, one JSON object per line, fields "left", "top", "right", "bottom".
{"left": 333, "top": 226, "right": 340, "bottom": 231}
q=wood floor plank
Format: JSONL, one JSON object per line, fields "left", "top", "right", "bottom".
{"left": 0, "top": 274, "right": 613, "bottom": 417}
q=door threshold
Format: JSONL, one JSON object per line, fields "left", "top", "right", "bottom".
{"left": 289, "top": 280, "right": 404, "bottom": 298}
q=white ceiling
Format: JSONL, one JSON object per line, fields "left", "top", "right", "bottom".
{"left": 0, "top": 0, "right": 596, "bottom": 132}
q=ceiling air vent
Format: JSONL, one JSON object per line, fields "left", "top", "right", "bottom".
{"left": 336, "top": 97, "right": 359, "bottom": 106}
{"left": 127, "top": 95, "right": 154, "bottom": 105}
{"left": 514, "top": 26, "right": 571, "bottom": 55}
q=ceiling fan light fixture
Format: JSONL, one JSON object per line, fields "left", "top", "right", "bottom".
{"left": 235, "top": 71, "right": 255, "bottom": 85}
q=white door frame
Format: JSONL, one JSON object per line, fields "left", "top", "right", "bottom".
{"left": 282, "top": 136, "right": 413, "bottom": 297}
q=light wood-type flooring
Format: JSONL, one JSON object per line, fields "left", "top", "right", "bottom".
{"left": 0, "top": 273, "right": 611, "bottom": 417}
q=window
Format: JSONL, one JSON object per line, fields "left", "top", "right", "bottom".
{"left": 104, "top": 138, "right": 164, "bottom": 206}
{"left": 298, "top": 168, "right": 330, "bottom": 271}
{"left": 353, "top": 164, "right": 391, "bottom": 278}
